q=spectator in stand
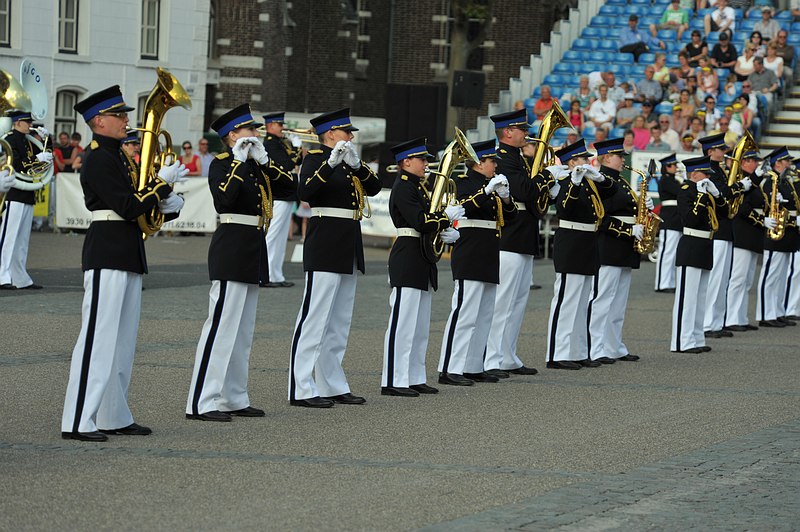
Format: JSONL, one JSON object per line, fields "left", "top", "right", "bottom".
{"left": 674, "top": 90, "right": 696, "bottom": 131}
{"left": 650, "top": 0, "right": 690, "bottom": 41}
{"left": 682, "top": 30, "right": 709, "bottom": 68}
{"left": 603, "top": 72, "right": 626, "bottom": 108}
{"left": 763, "top": 42, "right": 784, "bottom": 82}
{"left": 568, "top": 99, "right": 585, "bottom": 132}
{"left": 631, "top": 115, "right": 652, "bottom": 150}
{"left": 642, "top": 100, "right": 659, "bottom": 128}
{"left": 711, "top": 31, "right": 739, "bottom": 73}
{"left": 709, "top": 115, "right": 738, "bottom": 147}
{"left": 704, "top": 0, "right": 736, "bottom": 40}
{"left": 636, "top": 65, "right": 664, "bottom": 104}
{"left": 746, "top": 31, "right": 767, "bottom": 58}
{"left": 652, "top": 53, "right": 671, "bottom": 87}
{"left": 701, "top": 95, "right": 723, "bottom": 130}
{"left": 753, "top": 6, "right": 782, "bottom": 42}
{"left": 697, "top": 58, "right": 720, "bottom": 99}
{"left": 731, "top": 99, "right": 754, "bottom": 136}
{"left": 685, "top": 75, "right": 702, "bottom": 106}
{"left": 678, "top": 52, "right": 695, "bottom": 81}
{"left": 179, "top": 141, "right": 202, "bottom": 176}
{"left": 646, "top": 126, "right": 672, "bottom": 151}
{"left": 773, "top": 30, "right": 795, "bottom": 82}
{"left": 734, "top": 42, "right": 758, "bottom": 81}
{"left": 587, "top": 84, "right": 617, "bottom": 131}
{"left": 749, "top": 56, "right": 779, "bottom": 110}
{"left": 53, "top": 132, "right": 71, "bottom": 173}
{"left": 618, "top": 14, "right": 665, "bottom": 63}
{"left": 196, "top": 138, "right": 214, "bottom": 177}
{"left": 623, "top": 130, "right": 636, "bottom": 153}
{"left": 721, "top": 105, "right": 743, "bottom": 135}
{"left": 658, "top": 113, "right": 681, "bottom": 150}
{"left": 687, "top": 115, "right": 708, "bottom": 141}
{"left": 740, "top": 81, "right": 759, "bottom": 114}
{"left": 533, "top": 85, "right": 555, "bottom": 128}
{"left": 678, "top": 133, "right": 697, "bottom": 153}
{"left": 616, "top": 93, "right": 639, "bottom": 129}
{"left": 722, "top": 72, "right": 739, "bottom": 96}
{"left": 570, "top": 76, "right": 595, "bottom": 110}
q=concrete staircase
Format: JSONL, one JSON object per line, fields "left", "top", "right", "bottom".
{"left": 761, "top": 86, "right": 800, "bottom": 151}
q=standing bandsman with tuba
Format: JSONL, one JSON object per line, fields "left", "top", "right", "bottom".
{"left": 61, "top": 86, "right": 187, "bottom": 441}
{"left": 381, "top": 138, "right": 463, "bottom": 397}
{"left": 186, "top": 104, "right": 295, "bottom": 422}
{"left": 785, "top": 157, "right": 800, "bottom": 321}
{"left": 654, "top": 154, "right": 683, "bottom": 293}
{"left": 288, "top": 108, "right": 381, "bottom": 408}
{"left": 0, "top": 110, "right": 52, "bottom": 290}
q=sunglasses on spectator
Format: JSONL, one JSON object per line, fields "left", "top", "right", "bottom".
{"left": 183, "top": 145, "right": 192, "bottom": 149}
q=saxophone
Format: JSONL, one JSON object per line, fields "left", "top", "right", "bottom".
{"left": 625, "top": 159, "right": 662, "bottom": 255}
{"left": 765, "top": 161, "right": 787, "bottom": 241}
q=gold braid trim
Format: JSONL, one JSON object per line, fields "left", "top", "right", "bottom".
{"left": 352, "top": 174, "right": 367, "bottom": 220}
{"left": 707, "top": 194, "right": 719, "bottom": 233}
{"left": 495, "top": 196, "right": 504, "bottom": 233}
{"left": 259, "top": 166, "right": 274, "bottom": 231}
{"left": 586, "top": 180, "right": 605, "bottom": 228}
{"left": 219, "top": 160, "right": 244, "bottom": 192}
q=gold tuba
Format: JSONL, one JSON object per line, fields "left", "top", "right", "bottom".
{"left": 625, "top": 160, "right": 663, "bottom": 255}
{"left": 524, "top": 100, "right": 571, "bottom": 177}
{"left": 0, "top": 69, "right": 32, "bottom": 214}
{"left": 725, "top": 130, "right": 758, "bottom": 219}
{"left": 422, "top": 127, "right": 478, "bottom": 263}
{"left": 131, "top": 67, "right": 192, "bottom": 238}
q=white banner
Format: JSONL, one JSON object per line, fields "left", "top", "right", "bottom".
{"left": 360, "top": 188, "right": 395, "bottom": 238}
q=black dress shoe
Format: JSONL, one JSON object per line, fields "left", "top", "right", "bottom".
{"left": 381, "top": 386, "right": 419, "bottom": 397}
{"left": 577, "top": 359, "right": 601, "bottom": 367}
{"left": 530, "top": 284, "right": 542, "bottom": 290}
{"left": 185, "top": 410, "right": 233, "bottom": 422}
{"left": 227, "top": 406, "right": 266, "bottom": 417}
{"left": 20, "top": 283, "right": 43, "bottom": 290}
{"left": 290, "top": 397, "right": 334, "bottom": 408}
{"left": 463, "top": 371, "right": 500, "bottom": 383}
{"left": 724, "top": 325, "right": 749, "bottom": 332}
{"left": 595, "top": 357, "right": 616, "bottom": 364}
{"left": 759, "top": 319, "right": 786, "bottom": 328}
{"left": 278, "top": 281, "right": 295, "bottom": 287}
{"left": 744, "top": 324, "right": 759, "bottom": 330}
{"left": 484, "top": 369, "right": 510, "bottom": 378}
{"left": 507, "top": 366, "right": 538, "bottom": 375}
{"left": 261, "top": 280, "right": 295, "bottom": 288}
{"left": 786, "top": 315, "right": 800, "bottom": 321}
{"left": 718, "top": 329, "right": 734, "bottom": 337}
{"left": 655, "top": 288, "right": 676, "bottom": 293}
{"left": 99, "top": 423, "right": 152, "bottom": 435}
{"left": 324, "top": 393, "right": 366, "bottom": 404}
{"left": 618, "top": 354, "right": 640, "bottom": 361}
{"left": 0, "top": 283, "right": 16, "bottom": 290}
{"left": 546, "top": 360, "right": 581, "bottom": 370}
{"left": 674, "top": 347, "right": 704, "bottom": 353}
{"left": 438, "top": 372, "right": 475, "bottom": 386}
{"left": 778, "top": 317, "right": 797, "bottom": 326}
{"left": 699, "top": 346, "right": 712, "bottom": 352}
{"left": 410, "top": 383, "right": 439, "bottom": 394}
{"left": 704, "top": 330, "right": 724, "bottom": 338}
{"left": 61, "top": 431, "right": 108, "bottom": 442}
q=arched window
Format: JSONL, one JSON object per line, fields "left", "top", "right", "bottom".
{"left": 54, "top": 89, "right": 80, "bottom": 134}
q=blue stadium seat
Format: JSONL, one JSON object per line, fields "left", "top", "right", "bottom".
{"left": 608, "top": 64, "right": 631, "bottom": 76}
{"left": 573, "top": 38, "right": 597, "bottom": 51}
{"left": 552, "top": 63, "right": 573, "bottom": 74}
{"left": 582, "top": 27, "right": 606, "bottom": 39}
{"left": 698, "top": 8, "right": 714, "bottom": 17}
{"left": 612, "top": 52, "right": 634, "bottom": 64}
{"left": 640, "top": 15, "right": 660, "bottom": 26}
{"left": 690, "top": 18, "right": 705, "bottom": 30}
{"left": 605, "top": 0, "right": 626, "bottom": 5}
{"left": 531, "top": 87, "right": 541, "bottom": 98}
{"left": 655, "top": 102, "right": 674, "bottom": 115}
{"left": 740, "top": 19, "right": 757, "bottom": 32}
{"left": 597, "top": 40, "right": 618, "bottom": 51}
{"left": 629, "top": 64, "right": 647, "bottom": 77}
{"left": 787, "top": 33, "right": 800, "bottom": 45}
{"left": 582, "top": 126, "right": 597, "bottom": 141}
{"left": 524, "top": 97, "right": 537, "bottom": 109}
{"left": 609, "top": 127, "right": 627, "bottom": 138}
{"left": 791, "top": 22, "right": 800, "bottom": 32}
{"left": 607, "top": 27, "right": 622, "bottom": 38}
{"left": 657, "top": 29, "right": 676, "bottom": 40}
{"left": 599, "top": 5, "right": 621, "bottom": 16}
{"left": 717, "top": 93, "right": 735, "bottom": 106}
{"left": 776, "top": 11, "right": 792, "bottom": 21}
{"left": 639, "top": 52, "right": 656, "bottom": 64}
{"left": 543, "top": 74, "right": 568, "bottom": 86}
{"left": 715, "top": 68, "right": 729, "bottom": 80}
{"left": 562, "top": 50, "right": 584, "bottom": 62}
{"left": 591, "top": 15, "right": 613, "bottom": 27}
{"left": 624, "top": 5, "right": 646, "bottom": 16}
{"left": 588, "top": 51, "right": 608, "bottom": 63}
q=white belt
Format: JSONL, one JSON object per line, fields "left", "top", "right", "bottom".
{"left": 219, "top": 213, "right": 264, "bottom": 227}
{"left": 559, "top": 220, "right": 597, "bottom": 232}
{"left": 684, "top": 227, "right": 712, "bottom": 239}
{"left": 514, "top": 201, "right": 527, "bottom": 211}
{"left": 790, "top": 210, "right": 798, "bottom": 216}
{"left": 396, "top": 228, "right": 421, "bottom": 238}
{"left": 311, "top": 207, "right": 359, "bottom": 220}
{"left": 612, "top": 215, "right": 636, "bottom": 224}
{"left": 456, "top": 219, "right": 497, "bottom": 230}
{"left": 754, "top": 208, "right": 764, "bottom": 215}
{"left": 91, "top": 210, "right": 125, "bottom": 222}
{"left": 661, "top": 200, "right": 677, "bottom": 207}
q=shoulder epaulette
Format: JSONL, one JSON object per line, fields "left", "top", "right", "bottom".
{"left": 499, "top": 148, "right": 508, "bottom": 154}
{"left": 400, "top": 175, "right": 408, "bottom": 181}
{"left": 308, "top": 149, "right": 323, "bottom": 154}
{"left": 681, "top": 183, "right": 690, "bottom": 189}
{"left": 456, "top": 173, "right": 468, "bottom": 179}
{"left": 90, "top": 140, "right": 99, "bottom": 150}
{"left": 216, "top": 152, "right": 230, "bottom": 160}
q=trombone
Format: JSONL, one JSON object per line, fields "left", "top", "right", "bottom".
{"left": 256, "top": 126, "right": 320, "bottom": 144}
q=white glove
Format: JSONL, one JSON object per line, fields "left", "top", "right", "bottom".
{"left": 570, "top": 166, "right": 586, "bottom": 185}
{"left": 705, "top": 179, "right": 720, "bottom": 197}
{"left": 440, "top": 227, "right": 460, "bottom": 244}
{"left": 494, "top": 174, "right": 510, "bottom": 199}
{"left": 0, "top": 169, "right": 13, "bottom": 193}
{"left": 232, "top": 137, "right": 253, "bottom": 162}
{"left": 35, "top": 126, "right": 49, "bottom": 139}
{"left": 645, "top": 197, "right": 655, "bottom": 211}
{"left": 583, "top": 164, "right": 605, "bottom": 182}
{"left": 328, "top": 140, "right": 348, "bottom": 167}
{"left": 484, "top": 175, "right": 507, "bottom": 195}
{"left": 797, "top": 215, "right": 800, "bottom": 227}
{"left": 740, "top": 176, "right": 752, "bottom": 192}
{"left": 249, "top": 139, "right": 270, "bottom": 166}
{"left": 632, "top": 224, "right": 645, "bottom": 241}
{"left": 696, "top": 179, "right": 708, "bottom": 194}
{"left": 289, "top": 134, "right": 303, "bottom": 148}
{"left": 342, "top": 141, "right": 361, "bottom": 168}
{"left": 764, "top": 216, "right": 778, "bottom": 230}
{"left": 777, "top": 192, "right": 787, "bottom": 203}
{"left": 549, "top": 181, "right": 561, "bottom": 199}
{"left": 157, "top": 161, "right": 190, "bottom": 185}
{"left": 444, "top": 204, "right": 465, "bottom": 221}
{"left": 158, "top": 192, "right": 184, "bottom": 214}
{"left": 546, "top": 164, "right": 570, "bottom": 180}
{"left": 755, "top": 166, "right": 765, "bottom": 178}
{"left": 36, "top": 151, "right": 53, "bottom": 164}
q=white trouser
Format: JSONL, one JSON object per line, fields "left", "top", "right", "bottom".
{"left": 725, "top": 247, "right": 758, "bottom": 327}
{"left": 785, "top": 250, "right": 800, "bottom": 316}
{"left": 704, "top": 239, "right": 733, "bottom": 332}
{"left": 547, "top": 273, "right": 593, "bottom": 363}
{"left": 186, "top": 280, "right": 259, "bottom": 415}
{"left": 382, "top": 286, "right": 432, "bottom": 388}
{"left": 757, "top": 250, "right": 790, "bottom": 321}
{"left": 62, "top": 269, "right": 142, "bottom": 433}
{"left": 265, "top": 200, "right": 293, "bottom": 283}
{"left": 438, "top": 280, "right": 497, "bottom": 375}
{"left": 671, "top": 266, "right": 709, "bottom": 351}
{"left": 588, "top": 265, "right": 632, "bottom": 360}
{"left": 486, "top": 251, "right": 532, "bottom": 371}
{"left": 289, "top": 270, "right": 357, "bottom": 400}
{"left": 654, "top": 228, "right": 680, "bottom": 290}
{"left": 0, "top": 200, "right": 34, "bottom": 287}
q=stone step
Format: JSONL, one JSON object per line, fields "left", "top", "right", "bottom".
{"left": 771, "top": 111, "right": 800, "bottom": 123}
{"left": 764, "top": 123, "right": 800, "bottom": 137}
{"left": 758, "top": 135, "right": 800, "bottom": 150}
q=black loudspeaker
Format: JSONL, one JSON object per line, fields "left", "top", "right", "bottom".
{"left": 451, "top": 70, "right": 485, "bottom": 108}
{"left": 385, "top": 83, "right": 448, "bottom": 147}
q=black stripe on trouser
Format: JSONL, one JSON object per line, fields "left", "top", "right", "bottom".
{"left": 385, "top": 287, "right": 402, "bottom": 387}
{"left": 71, "top": 270, "right": 102, "bottom": 433}
{"left": 0, "top": 201, "right": 11, "bottom": 265}
{"left": 441, "top": 279, "right": 464, "bottom": 373}
{"left": 289, "top": 272, "right": 314, "bottom": 401}
{"left": 675, "top": 266, "right": 686, "bottom": 352}
{"left": 785, "top": 253, "right": 794, "bottom": 310}
{"left": 759, "top": 251, "right": 773, "bottom": 321}
{"left": 548, "top": 274, "right": 567, "bottom": 362}
{"left": 722, "top": 244, "right": 734, "bottom": 325}
{"left": 191, "top": 280, "right": 228, "bottom": 415}
{"left": 586, "top": 274, "right": 599, "bottom": 357}
{"left": 656, "top": 229, "right": 667, "bottom": 290}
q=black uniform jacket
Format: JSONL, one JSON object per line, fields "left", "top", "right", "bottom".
{"left": 658, "top": 170, "right": 683, "bottom": 231}
{"left": 553, "top": 173, "right": 617, "bottom": 275}
{"left": 207, "top": 150, "right": 295, "bottom": 284}
{"left": 451, "top": 168, "right": 517, "bottom": 283}
{"left": 263, "top": 134, "right": 301, "bottom": 201}
{"left": 298, "top": 145, "right": 381, "bottom": 274}
{"left": 675, "top": 181, "right": 725, "bottom": 270}
{"left": 708, "top": 160, "right": 742, "bottom": 242}
{"left": 762, "top": 173, "right": 800, "bottom": 253}
{"left": 495, "top": 142, "right": 554, "bottom": 256}
{"left": 597, "top": 166, "right": 640, "bottom": 269}
{"left": 387, "top": 170, "right": 450, "bottom": 291}
{"left": 732, "top": 172, "right": 767, "bottom": 253}
{"left": 5, "top": 129, "right": 41, "bottom": 204}
{"left": 80, "top": 134, "right": 173, "bottom": 274}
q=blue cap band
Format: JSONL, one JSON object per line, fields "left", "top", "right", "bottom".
{"left": 83, "top": 95, "right": 125, "bottom": 121}
{"left": 394, "top": 145, "right": 428, "bottom": 162}
{"left": 218, "top": 113, "right": 255, "bottom": 137}
{"left": 314, "top": 116, "right": 352, "bottom": 134}
{"left": 475, "top": 146, "right": 496, "bottom": 159}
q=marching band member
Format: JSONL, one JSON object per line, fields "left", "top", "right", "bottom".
{"left": 785, "top": 158, "right": 800, "bottom": 320}
{"left": 546, "top": 139, "right": 616, "bottom": 370}
{"left": 62, "top": 86, "right": 187, "bottom": 441}
{"left": 587, "top": 137, "right": 644, "bottom": 364}
{"left": 0, "top": 110, "right": 52, "bottom": 290}
{"left": 381, "top": 138, "right": 463, "bottom": 397}
{"left": 186, "top": 104, "right": 295, "bottom": 422}
{"left": 438, "top": 140, "right": 515, "bottom": 385}
{"left": 288, "top": 108, "right": 381, "bottom": 407}
{"left": 724, "top": 148, "right": 768, "bottom": 331}
{"left": 756, "top": 147, "right": 799, "bottom": 328}
{"left": 654, "top": 154, "right": 682, "bottom": 293}
{"left": 261, "top": 111, "right": 302, "bottom": 288}
{"left": 671, "top": 156, "right": 725, "bottom": 353}
{"left": 120, "top": 130, "right": 141, "bottom": 166}
{"left": 485, "top": 109, "right": 554, "bottom": 377}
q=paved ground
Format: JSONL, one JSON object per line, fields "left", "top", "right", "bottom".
{"left": 1, "top": 232, "right": 798, "bottom": 531}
